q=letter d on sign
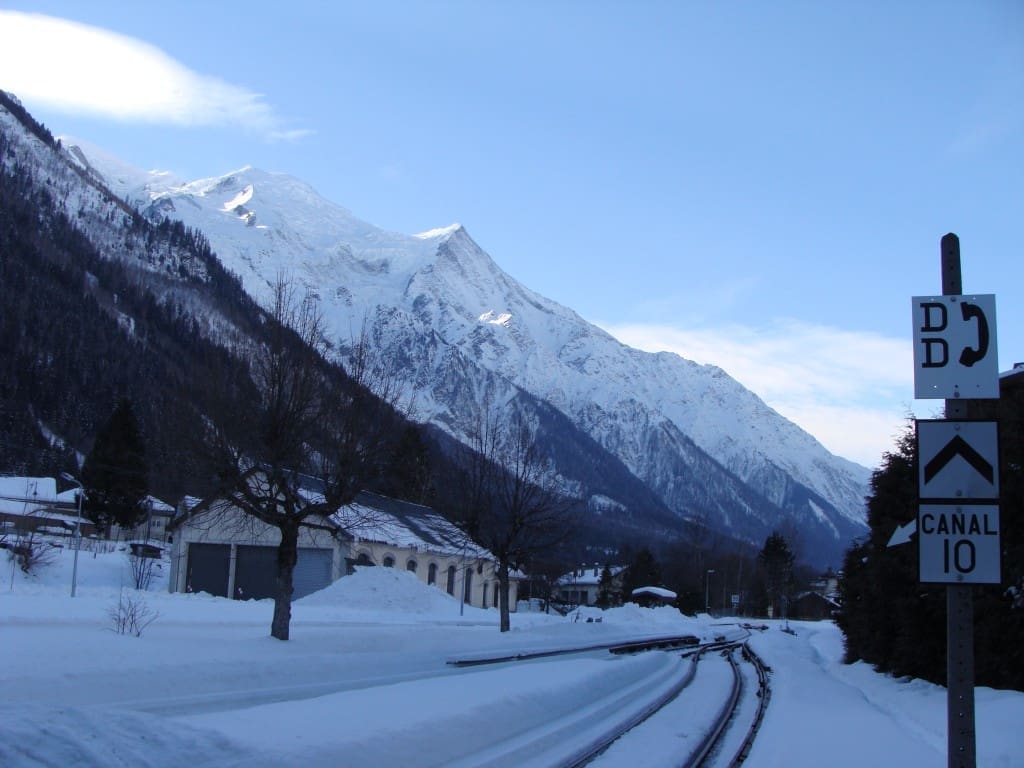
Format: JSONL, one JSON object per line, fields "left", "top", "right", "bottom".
{"left": 920, "top": 302, "right": 947, "bottom": 332}
{"left": 922, "top": 338, "right": 948, "bottom": 368}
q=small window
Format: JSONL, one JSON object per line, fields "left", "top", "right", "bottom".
{"left": 446, "top": 565, "right": 456, "bottom": 595}
{"left": 407, "top": 559, "right": 417, "bottom": 573}
{"left": 383, "top": 555, "right": 395, "bottom": 568}
{"left": 428, "top": 563, "right": 438, "bottom": 585}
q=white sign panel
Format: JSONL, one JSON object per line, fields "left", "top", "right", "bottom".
{"left": 917, "top": 420, "right": 999, "bottom": 500}
{"left": 912, "top": 294, "right": 998, "bottom": 399}
{"left": 919, "top": 504, "right": 1000, "bottom": 584}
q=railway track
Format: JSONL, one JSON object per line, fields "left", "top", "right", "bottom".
{"left": 569, "top": 637, "right": 772, "bottom": 768}
{"left": 683, "top": 643, "right": 771, "bottom": 768}
{"left": 445, "top": 630, "right": 773, "bottom": 768}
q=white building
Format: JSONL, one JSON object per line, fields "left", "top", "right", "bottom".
{"left": 168, "top": 488, "right": 517, "bottom": 610}
{"left": 554, "top": 563, "right": 628, "bottom": 606}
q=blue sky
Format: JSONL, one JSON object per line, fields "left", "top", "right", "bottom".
{"left": 1, "top": 2, "right": 1021, "bottom": 467}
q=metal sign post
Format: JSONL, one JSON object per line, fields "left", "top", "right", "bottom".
{"left": 912, "top": 233, "right": 1002, "bottom": 768}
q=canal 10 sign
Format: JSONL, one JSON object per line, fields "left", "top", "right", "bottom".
{"left": 918, "top": 504, "right": 1000, "bottom": 584}
{"left": 916, "top": 420, "right": 1001, "bottom": 584}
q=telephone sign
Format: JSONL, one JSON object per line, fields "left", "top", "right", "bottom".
{"left": 912, "top": 294, "right": 998, "bottom": 399}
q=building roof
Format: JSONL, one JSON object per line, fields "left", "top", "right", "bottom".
{"left": 172, "top": 484, "right": 493, "bottom": 562}
{"left": 794, "top": 590, "right": 841, "bottom": 609}
{"left": 631, "top": 586, "right": 677, "bottom": 600}
{"left": 0, "top": 476, "right": 78, "bottom": 516}
{"left": 333, "top": 491, "right": 488, "bottom": 560}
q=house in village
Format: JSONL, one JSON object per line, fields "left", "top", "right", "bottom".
{"left": 631, "top": 585, "right": 677, "bottom": 607}
{"left": 168, "top": 488, "right": 518, "bottom": 610}
{"left": 124, "top": 496, "right": 177, "bottom": 544}
{"left": 789, "top": 590, "right": 841, "bottom": 620}
{"left": 1, "top": 476, "right": 179, "bottom": 549}
{"left": 0, "top": 476, "right": 94, "bottom": 539}
{"left": 554, "top": 563, "right": 628, "bottom": 606}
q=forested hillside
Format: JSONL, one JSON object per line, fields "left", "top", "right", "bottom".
{"left": 0, "top": 93, "right": 429, "bottom": 505}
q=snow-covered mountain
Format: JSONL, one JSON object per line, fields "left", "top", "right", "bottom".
{"left": 1, "top": 89, "right": 868, "bottom": 564}
{"left": 57, "top": 139, "right": 869, "bottom": 562}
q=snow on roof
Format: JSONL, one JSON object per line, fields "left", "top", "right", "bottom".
{"left": 333, "top": 491, "right": 489, "bottom": 560}
{"left": 0, "top": 476, "right": 64, "bottom": 514}
{"left": 144, "top": 495, "right": 176, "bottom": 515}
{"left": 631, "top": 586, "right": 677, "bottom": 600}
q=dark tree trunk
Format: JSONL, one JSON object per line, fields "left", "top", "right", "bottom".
{"left": 498, "top": 559, "right": 511, "bottom": 633}
{"left": 271, "top": 522, "right": 299, "bottom": 641}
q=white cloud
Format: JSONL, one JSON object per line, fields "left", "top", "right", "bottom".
{"left": 0, "top": 12, "right": 308, "bottom": 139}
{"left": 601, "top": 319, "right": 926, "bottom": 468}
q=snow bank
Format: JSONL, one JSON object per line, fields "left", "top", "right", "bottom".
{"left": 297, "top": 565, "right": 488, "bottom": 617}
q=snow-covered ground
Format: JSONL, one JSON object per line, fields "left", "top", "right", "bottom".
{"left": 2, "top": 544, "right": 1021, "bottom": 767}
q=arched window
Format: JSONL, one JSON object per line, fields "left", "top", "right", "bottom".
{"left": 463, "top": 566, "right": 473, "bottom": 604}
{"left": 383, "top": 555, "right": 395, "bottom": 568}
{"left": 356, "top": 552, "right": 373, "bottom": 566}
{"left": 446, "top": 565, "right": 456, "bottom": 595}
{"left": 406, "top": 559, "right": 417, "bottom": 573}
{"left": 428, "top": 563, "right": 438, "bottom": 585}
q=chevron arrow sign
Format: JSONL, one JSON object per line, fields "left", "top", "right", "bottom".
{"left": 917, "top": 420, "right": 999, "bottom": 500}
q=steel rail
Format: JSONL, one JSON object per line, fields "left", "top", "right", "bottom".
{"left": 446, "top": 632, "right": 703, "bottom": 667}
{"left": 725, "top": 643, "right": 771, "bottom": 767}
{"left": 558, "top": 647, "right": 708, "bottom": 768}
{"left": 682, "top": 647, "right": 744, "bottom": 768}
{"left": 685, "top": 640, "right": 773, "bottom": 768}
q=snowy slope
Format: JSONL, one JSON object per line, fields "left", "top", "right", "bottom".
{"left": 59, "top": 138, "right": 869, "bottom": 560}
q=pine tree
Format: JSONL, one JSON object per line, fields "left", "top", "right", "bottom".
{"left": 622, "top": 547, "right": 663, "bottom": 601}
{"left": 81, "top": 398, "right": 149, "bottom": 533}
{"left": 758, "top": 531, "right": 795, "bottom": 619}
{"left": 596, "top": 564, "right": 616, "bottom": 608}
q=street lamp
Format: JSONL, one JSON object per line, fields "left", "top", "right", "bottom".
{"left": 60, "top": 472, "right": 84, "bottom": 598}
{"left": 705, "top": 569, "right": 715, "bottom": 615}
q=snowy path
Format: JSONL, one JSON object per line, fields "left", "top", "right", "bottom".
{"left": 175, "top": 652, "right": 691, "bottom": 768}
{"left": 587, "top": 651, "right": 735, "bottom": 768}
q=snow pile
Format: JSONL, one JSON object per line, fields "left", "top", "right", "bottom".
{"left": 297, "top": 565, "right": 483, "bottom": 616}
{"left": 574, "top": 602, "right": 694, "bottom": 628}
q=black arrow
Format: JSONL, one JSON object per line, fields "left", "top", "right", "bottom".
{"left": 924, "top": 435, "right": 994, "bottom": 485}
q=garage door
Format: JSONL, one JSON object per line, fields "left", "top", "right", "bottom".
{"left": 233, "top": 546, "right": 333, "bottom": 601}
{"left": 235, "top": 545, "right": 277, "bottom": 600}
{"left": 185, "top": 543, "right": 230, "bottom": 597}
{"left": 294, "top": 548, "right": 333, "bottom": 599}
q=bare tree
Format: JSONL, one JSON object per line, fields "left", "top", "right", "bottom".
{"left": 208, "top": 275, "right": 402, "bottom": 640}
{"left": 452, "top": 407, "right": 580, "bottom": 632}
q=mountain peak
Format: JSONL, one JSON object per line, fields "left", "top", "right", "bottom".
{"left": 32, "top": 125, "right": 869, "bottom": 566}
{"left": 415, "top": 223, "right": 464, "bottom": 241}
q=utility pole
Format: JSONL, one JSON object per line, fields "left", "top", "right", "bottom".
{"left": 911, "top": 233, "right": 1000, "bottom": 768}
{"left": 60, "top": 472, "right": 85, "bottom": 598}
{"left": 705, "top": 569, "right": 715, "bottom": 614}
{"left": 941, "top": 234, "right": 975, "bottom": 768}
